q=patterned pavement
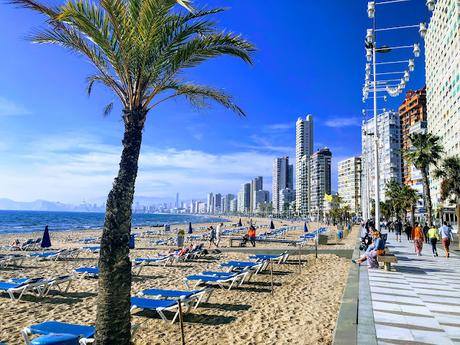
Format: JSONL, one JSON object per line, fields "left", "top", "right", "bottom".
{"left": 368, "top": 232, "right": 460, "bottom": 345}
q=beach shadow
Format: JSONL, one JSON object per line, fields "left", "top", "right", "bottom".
{"left": 244, "top": 281, "right": 282, "bottom": 287}
{"left": 233, "top": 286, "right": 273, "bottom": 293}
{"left": 47, "top": 291, "right": 96, "bottom": 299}
{"left": 133, "top": 275, "right": 165, "bottom": 281}
{"left": 257, "top": 271, "right": 291, "bottom": 276}
{"left": 132, "top": 310, "right": 237, "bottom": 325}
{"left": 199, "top": 302, "right": 251, "bottom": 312}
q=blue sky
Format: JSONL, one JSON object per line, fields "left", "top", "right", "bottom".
{"left": 0, "top": 0, "right": 431, "bottom": 204}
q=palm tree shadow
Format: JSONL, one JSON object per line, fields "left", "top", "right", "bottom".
{"left": 199, "top": 302, "right": 251, "bottom": 312}
{"left": 132, "top": 310, "right": 237, "bottom": 325}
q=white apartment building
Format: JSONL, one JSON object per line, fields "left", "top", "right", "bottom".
{"left": 309, "top": 148, "right": 332, "bottom": 219}
{"left": 237, "top": 183, "right": 251, "bottom": 213}
{"left": 361, "top": 111, "right": 402, "bottom": 217}
{"left": 425, "top": 0, "right": 460, "bottom": 222}
{"left": 207, "top": 193, "right": 214, "bottom": 214}
{"left": 296, "top": 115, "right": 314, "bottom": 215}
{"left": 279, "top": 188, "right": 296, "bottom": 214}
{"left": 272, "top": 157, "right": 293, "bottom": 214}
{"left": 338, "top": 157, "right": 362, "bottom": 215}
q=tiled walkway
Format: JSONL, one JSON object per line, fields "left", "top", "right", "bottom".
{"left": 368, "top": 232, "right": 460, "bottom": 345}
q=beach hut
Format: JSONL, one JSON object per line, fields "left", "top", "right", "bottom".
{"left": 238, "top": 218, "right": 242, "bottom": 227}
{"left": 41, "top": 225, "right": 51, "bottom": 248}
{"left": 304, "top": 222, "right": 309, "bottom": 233}
{"left": 270, "top": 220, "right": 275, "bottom": 230}
{"left": 188, "top": 222, "right": 193, "bottom": 234}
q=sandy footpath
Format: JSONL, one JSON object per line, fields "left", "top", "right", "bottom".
{"left": 0, "top": 217, "right": 352, "bottom": 345}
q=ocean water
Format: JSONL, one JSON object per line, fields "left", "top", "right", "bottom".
{"left": 0, "top": 210, "right": 226, "bottom": 235}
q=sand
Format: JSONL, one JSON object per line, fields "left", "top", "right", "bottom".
{"left": 0, "top": 218, "right": 352, "bottom": 345}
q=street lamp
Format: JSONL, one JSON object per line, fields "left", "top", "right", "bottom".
{"left": 413, "top": 43, "right": 421, "bottom": 57}
{"left": 426, "top": 0, "right": 435, "bottom": 11}
{"left": 368, "top": 1, "right": 375, "bottom": 18}
{"left": 419, "top": 22, "right": 427, "bottom": 38}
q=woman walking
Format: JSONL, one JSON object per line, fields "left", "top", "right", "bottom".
{"left": 439, "top": 221, "right": 454, "bottom": 258}
{"left": 411, "top": 223, "right": 425, "bottom": 256}
{"left": 427, "top": 224, "right": 439, "bottom": 257}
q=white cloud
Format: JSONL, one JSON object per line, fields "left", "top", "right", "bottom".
{"left": 324, "top": 117, "right": 361, "bottom": 128}
{"left": 0, "top": 97, "right": 31, "bottom": 116}
{"left": 264, "top": 122, "right": 295, "bottom": 131}
{"left": 0, "top": 133, "right": 275, "bottom": 203}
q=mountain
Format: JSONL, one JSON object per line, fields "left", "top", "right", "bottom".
{"left": 0, "top": 198, "right": 103, "bottom": 212}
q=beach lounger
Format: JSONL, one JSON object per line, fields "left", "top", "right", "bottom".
{"left": 249, "top": 252, "right": 289, "bottom": 264}
{"left": 184, "top": 271, "right": 248, "bottom": 290}
{"left": 0, "top": 254, "right": 26, "bottom": 267}
{"left": 73, "top": 267, "right": 99, "bottom": 278}
{"left": 0, "top": 277, "right": 47, "bottom": 300}
{"left": 130, "top": 297, "right": 180, "bottom": 323}
{"left": 43, "top": 275, "right": 73, "bottom": 296}
{"left": 138, "top": 288, "right": 212, "bottom": 309}
{"left": 81, "top": 246, "right": 100, "bottom": 253}
{"left": 21, "top": 321, "right": 95, "bottom": 345}
{"left": 45, "top": 249, "right": 80, "bottom": 261}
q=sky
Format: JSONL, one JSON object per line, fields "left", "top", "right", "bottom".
{"left": 0, "top": 0, "right": 431, "bottom": 204}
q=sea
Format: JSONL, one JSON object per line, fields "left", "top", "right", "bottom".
{"left": 0, "top": 210, "right": 226, "bottom": 235}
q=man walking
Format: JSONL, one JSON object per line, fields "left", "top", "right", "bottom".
{"left": 439, "top": 221, "right": 454, "bottom": 258}
{"left": 394, "top": 219, "right": 402, "bottom": 242}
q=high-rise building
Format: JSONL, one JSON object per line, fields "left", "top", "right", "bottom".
{"left": 207, "top": 193, "right": 214, "bottom": 214}
{"left": 250, "top": 176, "right": 263, "bottom": 212}
{"left": 425, "top": 0, "right": 460, "bottom": 222}
{"left": 361, "top": 111, "right": 402, "bottom": 217}
{"left": 279, "top": 188, "right": 295, "bottom": 214}
{"left": 230, "top": 198, "right": 238, "bottom": 213}
{"left": 309, "top": 148, "right": 332, "bottom": 219}
{"left": 399, "top": 87, "right": 427, "bottom": 185}
{"left": 175, "top": 193, "right": 179, "bottom": 208}
{"left": 237, "top": 183, "right": 251, "bottom": 213}
{"left": 222, "top": 194, "right": 235, "bottom": 213}
{"left": 272, "top": 157, "right": 294, "bottom": 214}
{"left": 338, "top": 157, "right": 362, "bottom": 215}
{"left": 254, "top": 190, "right": 270, "bottom": 212}
{"left": 296, "top": 115, "right": 314, "bottom": 215}
{"left": 214, "top": 193, "right": 222, "bottom": 214}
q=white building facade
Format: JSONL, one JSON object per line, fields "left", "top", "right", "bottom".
{"left": 272, "top": 156, "right": 293, "bottom": 214}
{"left": 296, "top": 115, "right": 314, "bottom": 215}
{"left": 425, "top": 0, "right": 460, "bottom": 222}
{"left": 338, "top": 157, "right": 362, "bottom": 215}
{"left": 309, "top": 148, "right": 332, "bottom": 220}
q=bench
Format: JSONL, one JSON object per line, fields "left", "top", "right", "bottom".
{"left": 377, "top": 254, "right": 398, "bottom": 271}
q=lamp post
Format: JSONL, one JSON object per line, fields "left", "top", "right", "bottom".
{"left": 363, "top": 0, "right": 427, "bottom": 230}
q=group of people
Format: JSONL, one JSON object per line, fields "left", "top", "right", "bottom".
{"left": 355, "top": 225, "right": 385, "bottom": 268}
{"left": 207, "top": 223, "right": 258, "bottom": 248}
{"left": 410, "top": 221, "right": 454, "bottom": 258}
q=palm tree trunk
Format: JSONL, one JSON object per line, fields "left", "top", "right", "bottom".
{"left": 411, "top": 207, "right": 415, "bottom": 227}
{"left": 422, "top": 170, "right": 433, "bottom": 225}
{"left": 96, "top": 109, "right": 145, "bottom": 345}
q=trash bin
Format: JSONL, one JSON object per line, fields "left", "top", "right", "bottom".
{"left": 318, "top": 234, "right": 328, "bottom": 245}
{"left": 176, "top": 229, "right": 185, "bottom": 247}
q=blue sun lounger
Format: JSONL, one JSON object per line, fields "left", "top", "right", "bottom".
{"left": 138, "top": 288, "right": 212, "bottom": 309}
{"left": 130, "top": 297, "right": 180, "bottom": 323}
{"left": 21, "top": 321, "right": 95, "bottom": 345}
{"left": 73, "top": 267, "right": 99, "bottom": 278}
{"left": 184, "top": 271, "right": 248, "bottom": 290}
{"left": 249, "top": 252, "right": 289, "bottom": 264}
{"left": 0, "top": 277, "right": 47, "bottom": 301}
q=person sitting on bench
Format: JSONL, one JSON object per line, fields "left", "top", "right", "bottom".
{"left": 353, "top": 231, "right": 385, "bottom": 269}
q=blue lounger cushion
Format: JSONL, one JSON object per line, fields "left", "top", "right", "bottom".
{"left": 221, "top": 261, "right": 257, "bottom": 268}
{"left": 31, "top": 334, "right": 80, "bottom": 345}
{"left": 141, "top": 289, "right": 198, "bottom": 299}
{"left": 29, "top": 252, "right": 58, "bottom": 258}
{"left": 201, "top": 271, "right": 236, "bottom": 277}
{"left": 29, "top": 321, "right": 95, "bottom": 338}
{"left": 185, "top": 275, "right": 231, "bottom": 282}
{"left": 74, "top": 267, "right": 99, "bottom": 275}
{"left": 131, "top": 297, "right": 177, "bottom": 309}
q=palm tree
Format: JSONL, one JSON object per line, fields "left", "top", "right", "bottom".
{"left": 385, "top": 180, "right": 403, "bottom": 219}
{"left": 405, "top": 132, "right": 443, "bottom": 225}
{"left": 400, "top": 185, "right": 419, "bottom": 226}
{"left": 434, "top": 156, "right": 460, "bottom": 230}
{"left": 12, "top": 1, "right": 254, "bottom": 344}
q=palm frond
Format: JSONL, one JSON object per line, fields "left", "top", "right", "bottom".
{"left": 103, "top": 102, "right": 114, "bottom": 117}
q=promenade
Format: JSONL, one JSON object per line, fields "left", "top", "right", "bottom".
{"left": 369, "top": 232, "right": 460, "bottom": 345}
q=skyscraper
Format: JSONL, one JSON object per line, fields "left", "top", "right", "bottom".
{"left": 214, "top": 193, "right": 222, "bottom": 214}
{"left": 309, "top": 148, "right": 332, "bottom": 220}
{"left": 207, "top": 193, "right": 214, "bottom": 214}
{"left": 250, "top": 176, "right": 263, "bottom": 212}
{"left": 175, "top": 192, "right": 179, "bottom": 209}
{"left": 361, "top": 111, "right": 402, "bottom": 217}
{"left": 425, "top": 0, "right": 460, "bottom": 221}
{"left": 272, "top": 156, "right": 294, "bottom": 214}
{"left": 237, "top": 183, "right": 251, "bottom": 213}
{"left": 338, "top": 157, "right": 362, "bottom": 215}
{"left": 296, "top": 115, "right": 314, "bottom": 215}
{"left": 399, "top": 87, "right": 427, "bottom": 186}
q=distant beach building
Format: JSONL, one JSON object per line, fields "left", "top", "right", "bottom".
{"left": 425, "top": 0, "right": 459, "bottom": 223}
{"left": 222, "top": 194, "right": 235, "bottom": 213}
{"left": 338, "top": 156, "right": 362, "bottom": 216}
{"left": 361, "top": 111, "right": 402, "bottom": 217}
{"left": 198, "top": 202, "right": 207, "bottom": 214}
{"left": 214, "top": 193, "right": 222, "bottom": 214}
{"left": 237, "top": 183, "right": 251, "bottom": 213}
{"left": 254, "top": 190, "right": 270, "bottom": 212}
{"left": 230, "top": 198, "right": 238, "bottom": 213}
{"left": 175, "top": 192, "right": 179, "bottom": 209}
{"left": 272, "top": 156, "right": 293, "bottom": 214}
{"left": 296, "top": 115, "right": 314, "bottom": 216}
{"left": 279, "top": 188, "right": 296, "bottom": 215}
{"left": 309, "top": 148, "right": 332, "bottom": 221}
{"left": 207, "top": 192, "right": 214, "bottom": 214}
{"left": 250, "top": 176, "right": 263, "bottom": 212}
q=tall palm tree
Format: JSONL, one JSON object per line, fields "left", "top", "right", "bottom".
{"left": 12, "top": 1, "right": 255, "bottom": 344}
{"left": 434, "top": 156, "right": 460, "bottom": 230}
{"left": 385, "top": 180, "right": 403, "bottom": 219}
{"left": 400, "top": 185, "right": 419, "bottom": 226}
{"left": 405, "top": 132, "right": 444, "bottom": 225}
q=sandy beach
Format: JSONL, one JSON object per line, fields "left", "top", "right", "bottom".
{"left": 0, "top": 218, "right": 353, "bottom": 344}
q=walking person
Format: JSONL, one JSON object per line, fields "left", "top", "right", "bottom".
{"left": 427, "top": 224, "right": 440, "bottom": 257}
{"left": 208, "top": 226, "right": 216, "bottom": 247}
{"left": 404, "top": 222, "right": 412, "bottom": 242}
{"left": 412, "top": 222, "right": 424, "bottom": 256}
{"left": 394, "top": 219, "right": 402, "bottom": 242}
{"left": 247, "top": 225, "right": 256, "bottom": 247}
{"left": 423, "top": 223, "right": 430, "bottom": 244}
{"left": 215, "top": 222, "right": 223, "bottom": 247}
{"left": 439, "top": 221, "right": 454, "bottom": 258}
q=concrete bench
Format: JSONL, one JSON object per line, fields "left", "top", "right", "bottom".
{"left": 377, "top": 254, "right": 398, "bottom": 271}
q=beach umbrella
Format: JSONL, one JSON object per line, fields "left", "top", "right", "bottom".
{"left": 41, "top": 225, "right": 51, "bottom": 248}
{"left": 270, "top": 220, "right": 275, "bottom": 230}
{"left": 188, "top": 222, "right": 193, "bottom": 234}
{"left": 238, "top": 218, "right": 242, "bottom": 227}
{"left": 304, "top": 222, "right": 309, "bottom": 233}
